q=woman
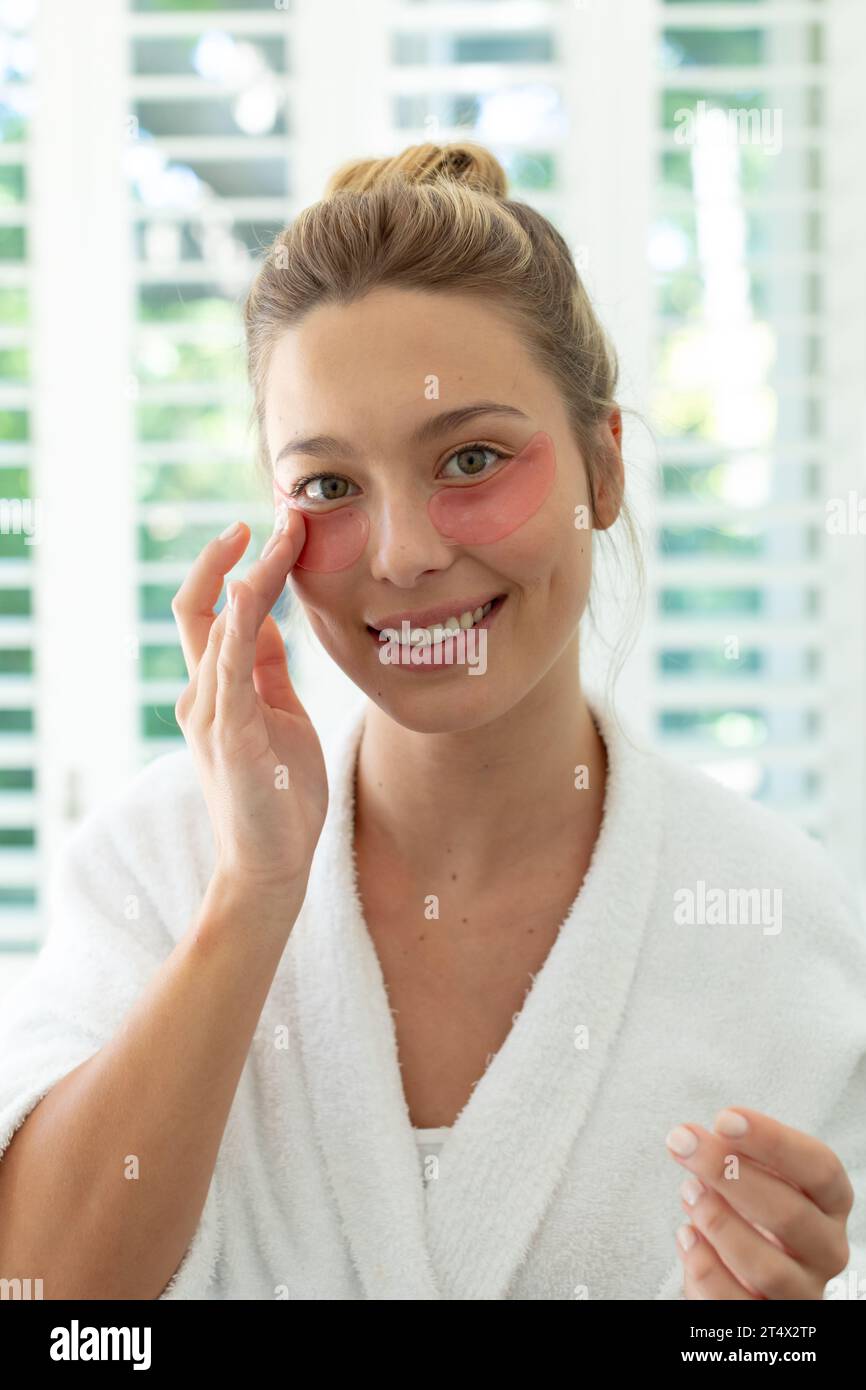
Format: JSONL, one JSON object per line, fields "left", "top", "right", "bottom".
{"left": 0, "top": 143, "right": 863, "bottom": 1302}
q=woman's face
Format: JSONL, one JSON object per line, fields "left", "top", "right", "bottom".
{"left": 264, "top": 285, "right": 622, "bottom": 733}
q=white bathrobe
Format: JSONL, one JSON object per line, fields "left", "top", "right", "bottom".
{"left": 1, "top": 694, "right": 865, "bottom": 1301}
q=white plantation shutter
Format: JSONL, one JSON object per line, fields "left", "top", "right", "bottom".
{"left": 642, "top": 0, "right": 866, "bottom": 888}
{"left": 384, "top": 0, "right": 567, "bottom": 221}
{"left": 0, "top": 0, "right": 863, "bottom": 975}
{"left": 129, "top": 0, "right": 296, "bottom": 762}
{"left": 0, "top": 0, "right": 37, "bottom": 951}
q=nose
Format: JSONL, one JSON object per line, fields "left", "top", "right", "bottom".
{"left": 366, "top": 484, "right": 457, "bottom": 586}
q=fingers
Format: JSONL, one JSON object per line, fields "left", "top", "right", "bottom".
{"left": 211, "top": 579, "right": 258, "bottom": 728}
{"left": 215, "top": 581, "right": 305, "bottom": 724}
{"left": 240, "top": 504, "right": 305, "bottom": 614}
{"left": 677, "top": 1180, "right": 815, "bottom": 1298}
{"left": 676, "top": 1224, "right": 759, "bottom": 1299}
{"left": 186, "top": 600, "right": 228, "bottom": 731}
{"left": 250, "top": 613, "right": 305, "bottom": 716}
{"left": 172, "top": 522, "right": 251, "bottom": 679}
{"left": 709, "top": 1107, "right": 856, "bottom": 1220}
{"left": 171, "top": 508, "right": 307, "bottom": 681}
{"left": 212, "top": 508, "right": 305, "bottom": 718}
{"left": 666, "top": 1121, "right": 848, "bottom": 1278}
{"left": 666, "top": 1124, "right": 830, "bottom": 1258}
{"left": 179, "top": 510, "right": 308, "bottom": 731}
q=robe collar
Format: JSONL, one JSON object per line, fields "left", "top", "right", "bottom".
{"left": 292, "top": 692, "right": 663, "bottom": 1299}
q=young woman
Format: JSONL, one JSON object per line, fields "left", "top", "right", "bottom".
{"left": 0, "top": 143, "right": 864, "bottom": 1302}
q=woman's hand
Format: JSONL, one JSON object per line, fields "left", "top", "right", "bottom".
{"left": 666, "top": 1107, "right": 854, "bottom": 1298}
{"left": 172, "top": 507, "right": 328, "bottom": 897}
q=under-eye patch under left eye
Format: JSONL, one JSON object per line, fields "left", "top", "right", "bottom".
{"left": 427, "top": 429, "right": 556, "bottom": 545}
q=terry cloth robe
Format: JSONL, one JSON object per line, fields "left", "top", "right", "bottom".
{"left": 1, "top": 693, "right": 865, "bottom": 1302}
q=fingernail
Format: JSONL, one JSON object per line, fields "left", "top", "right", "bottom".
{"left": 666, "top": 1126, "right": 699, "bottom": 1157}
{"left": 714, "top": 1109, "right": 749, "bottom": 1137}
{"left": 274, "top": 502, "right": 288, "bottom": 532}
{"left": 677, "top": 1223, "right": 696, "bottom": 1252}
{"left": 226, "top": 582, "right": 236, "bottom": 610}
{"left": 220, "top": 520, "right": 242, "bottom": 540}
{"left": 680, "top": 1176, "right": 705, "bottom": 1206}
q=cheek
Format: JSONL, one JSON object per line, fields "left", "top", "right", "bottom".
{"left": 287, "top": 570, "right": 353, "bottom": 641}
{"left": 427, "top": 430, "right": 556, "bottom": 544}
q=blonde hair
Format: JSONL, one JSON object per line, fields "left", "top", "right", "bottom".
{"left": 242, "top": 141, "right": 644, "bottom": 696}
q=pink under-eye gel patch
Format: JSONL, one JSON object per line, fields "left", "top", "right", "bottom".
{"left": 272, "top": 481, "right": 370, "bottom": 572}
{"left": 428, "top": 429, "right": 556, "bottom": 544}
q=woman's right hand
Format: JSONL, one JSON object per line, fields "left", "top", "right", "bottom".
{"left": 172, "top": 507, "right": 328, "bottom": 897}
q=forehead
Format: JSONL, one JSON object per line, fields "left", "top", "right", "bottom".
{"left": 263, "top": 286, "right": 553, "bottom": 448}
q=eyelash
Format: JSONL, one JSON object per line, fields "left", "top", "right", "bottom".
{"left": 284, "top": 442, "right": 511, "bottom": 503}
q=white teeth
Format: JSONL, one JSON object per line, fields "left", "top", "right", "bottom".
{"left": 373, "top": 599, "right": 498, "bottom": 643}
{"left": 408, "top": 599, "right": 496, "bottom": 644}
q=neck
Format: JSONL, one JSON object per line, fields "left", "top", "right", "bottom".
{"left": 354, "top": 643, "right": 608, "bottom": 894}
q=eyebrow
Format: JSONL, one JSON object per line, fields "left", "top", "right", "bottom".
{"left": 273, "top": 401, "right": 530, "bottom": 467}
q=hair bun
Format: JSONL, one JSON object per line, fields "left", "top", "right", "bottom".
{"left": 323, "top": 141, "right": 508, "bottom": 199}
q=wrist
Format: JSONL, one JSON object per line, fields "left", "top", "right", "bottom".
{"left": 206, "top": 863, "right": 309, "bottom": 921}
{"left": 191, "top": 868, "right": 309, "bottom": 965}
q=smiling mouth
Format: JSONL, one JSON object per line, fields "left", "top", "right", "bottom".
{"left": 366, "top": 593, "right": 507, "bottom": 641}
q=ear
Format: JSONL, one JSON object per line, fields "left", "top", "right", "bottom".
{"left": 592, "top": 407, "right": 625, "bottom": 532}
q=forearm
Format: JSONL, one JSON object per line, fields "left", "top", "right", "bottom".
{"left": 0, "top": 871, "right": 306, "bottom": 1299}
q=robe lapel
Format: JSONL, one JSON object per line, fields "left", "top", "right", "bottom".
{"left": 293, "top": 696, "right": 662, "bottom": 1301}
{"left": 292, "top": 701, "right": 441, "bottom": 1300}
{"left": 424, "top": 705, "right": 663, "bottom": 1298}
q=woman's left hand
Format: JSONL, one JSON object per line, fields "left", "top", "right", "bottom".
{"left": 665, "top": 1107, "right": 854, "bottom": 1298}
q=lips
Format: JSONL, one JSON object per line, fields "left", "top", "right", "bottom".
{"left": 366, "top": 593, "right": 506, "bottom": 668}
{"left": 367, "top": 594, "right": 506, "bottom": 644}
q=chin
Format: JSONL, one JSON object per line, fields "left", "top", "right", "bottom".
{"left": 341, "top": 646, "right": 524, "bottom": 735}
{"left": 363, "top": 689, "right": 507, "bottom": 736}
